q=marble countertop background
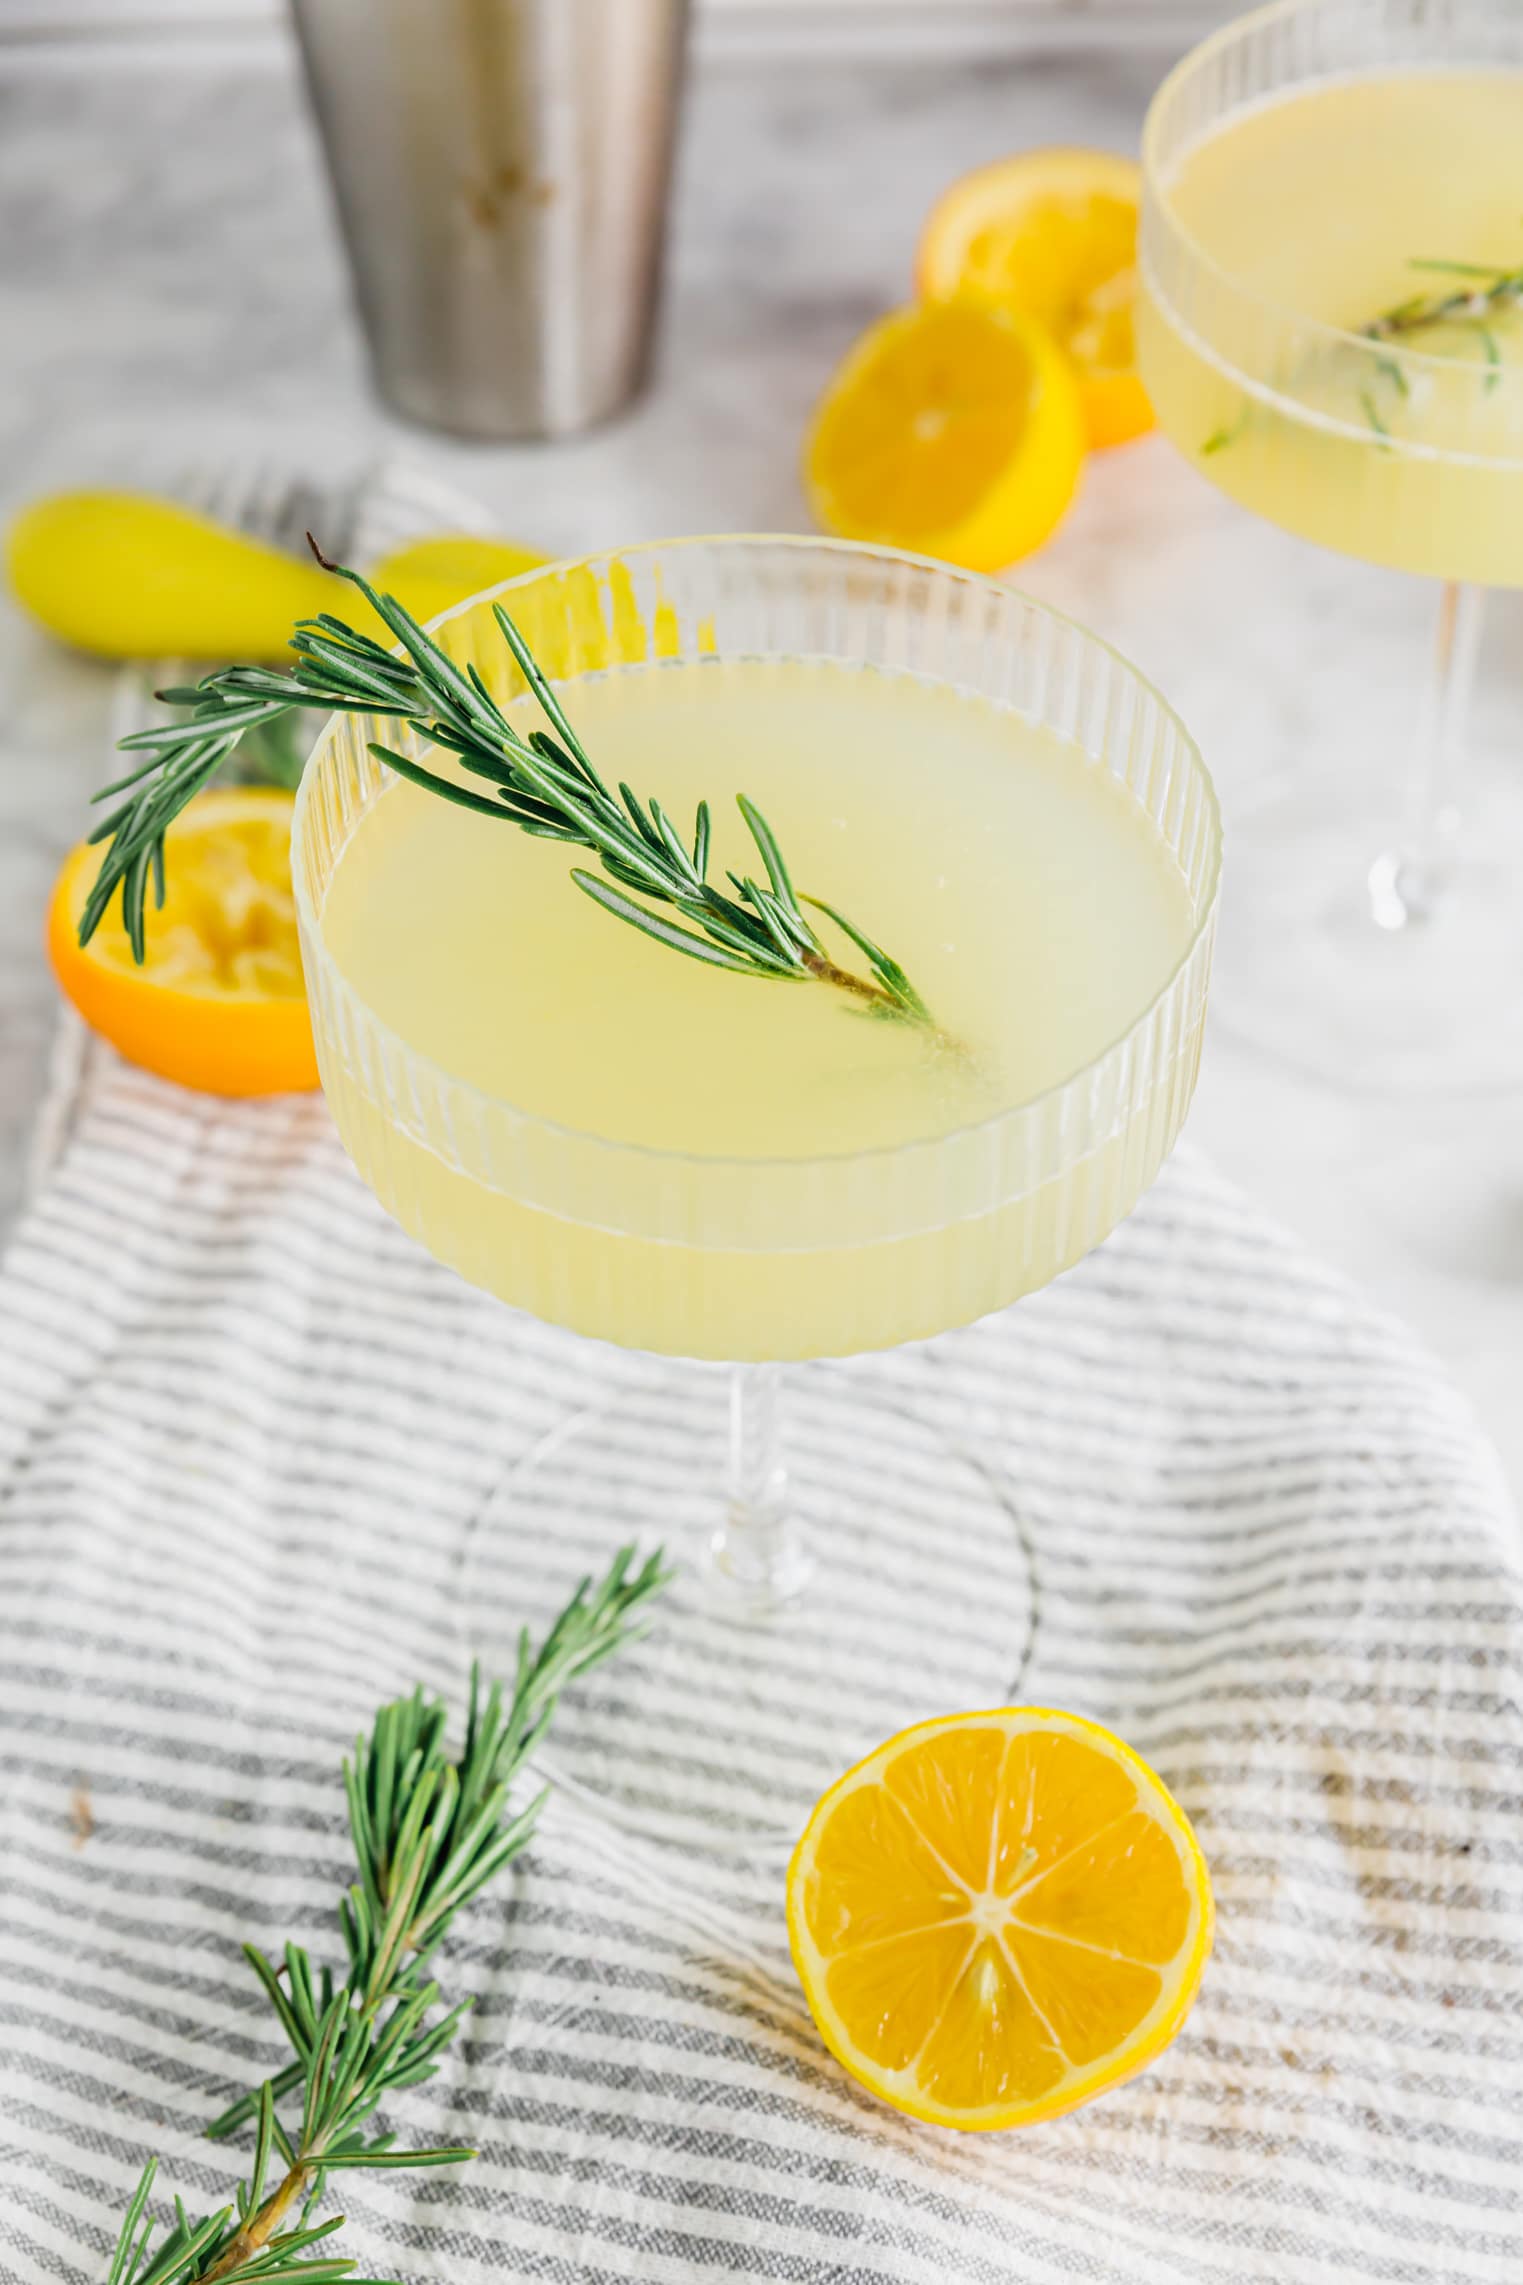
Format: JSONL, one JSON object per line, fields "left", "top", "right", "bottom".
{"left": 2, "top": 25, "right": 1520, "bottom": 1504}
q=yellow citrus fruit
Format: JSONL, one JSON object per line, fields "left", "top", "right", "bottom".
{"left": 7, "top": 490, "right": 550, "bottom": 662}
{"left": 917, "top": 149, "right": 1155, "bottom": 451}
{"left": 47, "top": 787, "right": 318, "bottom": 1097}
{"left": 7, "top": 493, "right": 341, "bottom": 662}
{"left": 365, "top": 532, "right": 548, "bottom": 627}
{"left": 803, "top": 299, "right": 1085, "bottom": 572}
{"left": 787, "top": 1707, "right": 1213, "bottom": 2132}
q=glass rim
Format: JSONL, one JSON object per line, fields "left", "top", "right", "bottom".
{"left": 292, "top": 531, "right": 1221, "bottom": 1176}
{"left": 1141, "top": 0, "right": 1523, "bottom": 393}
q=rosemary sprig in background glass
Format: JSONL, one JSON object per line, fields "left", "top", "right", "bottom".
{"left": 105, "top": 1544, "right": 668, "bottom": 2285}
{"left": 84, "top": 547, "right": 939, "bottom": 1039}
{"left": 1361, "top": 252, "right": 1523, "bottom": 384}
{"left": 1201, "top": 244, "right": 1523, "bottom": 453}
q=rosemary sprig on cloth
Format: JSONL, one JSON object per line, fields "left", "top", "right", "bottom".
{"left": 83, "top": 545, "right": 940, "bottom": 1038}
{"left": 104, "top": 1544, "right": 669, "bottom": 2285}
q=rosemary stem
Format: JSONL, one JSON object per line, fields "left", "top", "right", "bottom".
{"left": 800, "top": 951, "right": 901, "bottom": 1011}
{"left": 199, "top": 2164, "right": 307, "bottom": 2281}
{"left": 802, "top": 949, "right": 969, "bottom": 1064}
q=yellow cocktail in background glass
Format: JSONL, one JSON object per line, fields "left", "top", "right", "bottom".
{"left": 294, "top": 538, "right": 1220, "bottom": 1841}
{"left": 1140, "top": 0, "right": 1523, "bottom": 1092}
{"left": 1142, "top": 67, "right": 1523, "bottom": 584}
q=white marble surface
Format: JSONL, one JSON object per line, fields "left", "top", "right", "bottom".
{"left": 2, "top": 29, "right": 1520, "bottom": 1505}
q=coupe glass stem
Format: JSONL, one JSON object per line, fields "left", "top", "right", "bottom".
{"left": 1367, "top": 581, "right": 1485, "bottom": 931}
{"left": 706, "top": 1364, "right": 813, "bottom": 1616}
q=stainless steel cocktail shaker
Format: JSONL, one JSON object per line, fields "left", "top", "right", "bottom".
{"left": 291, "top": 0, "right": 690, "bottom": 441}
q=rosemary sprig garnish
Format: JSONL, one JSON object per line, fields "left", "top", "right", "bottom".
{"left": 1356, "top": 247, "right": 1523, "bottom": 425}
{"left": 83, "top": 544, "right": 941, "bottom": 1039}
{"left": 1201, "top": 243, "right": 1523, "bottom": 454}
{"left": 1362, "top": 252, "right": 1523, "bottom": 365}
{"left": 104, "top": 1544, "right": 669, "bottom": 2285}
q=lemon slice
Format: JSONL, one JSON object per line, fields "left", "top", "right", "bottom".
{"left": 787, "top": 1707, "right": 1214, "bottom": 2131}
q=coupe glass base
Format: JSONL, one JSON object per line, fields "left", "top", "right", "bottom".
{"left": 461, "top": 1365, "right": 1036, "bottom": 1851}
{"left": 1211, "top": 768, "right": 1523, "bottom": 1096}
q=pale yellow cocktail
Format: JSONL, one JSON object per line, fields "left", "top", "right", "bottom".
{"left": 312, "top": 652, "right": 1202, "bottom": 1360}
{"left": 1141, "top": 65, "right": 1523, "bottom": 585}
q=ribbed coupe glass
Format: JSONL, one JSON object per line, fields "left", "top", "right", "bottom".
{"left": 293, "top": 536, "right": 1219, "bottom": 1844}
{"left": 1139, "top": 0, "right": 1523, "bottom": 1092}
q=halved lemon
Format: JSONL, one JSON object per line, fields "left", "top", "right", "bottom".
{"left": 787, "top": 1707, "right": 1213, "bottom": 2132}
{"left": 47, "top": 787, "right": 318, "bottom": 1097}
{"left": 803, "top": 299, "right": 1085, "bottom": 572}
{"left": 917, "top": 149, "right": 1154, "bottom": 451}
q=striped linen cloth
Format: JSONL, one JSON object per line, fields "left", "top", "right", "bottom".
{"left": 3, "top": 468, "right": 1522, "bottom": 2284}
